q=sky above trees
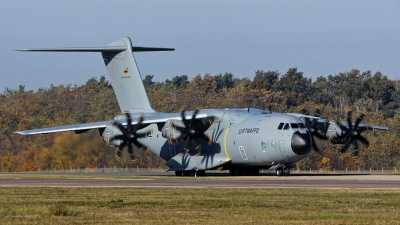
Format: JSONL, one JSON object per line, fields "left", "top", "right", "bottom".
{"left": 1, "top": 0, "right": 400, "bottom": 90}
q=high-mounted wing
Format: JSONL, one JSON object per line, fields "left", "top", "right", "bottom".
{"left": 14, "top": 121, "right": 110, "bottom": 135}
{"left": 14, "top": 112, "right": 210, "bottom": 136}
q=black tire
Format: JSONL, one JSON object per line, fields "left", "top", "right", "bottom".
{"left": 175, "top": 171, "right": 183, "bottom": 176}
{"left": 182, "top": 171, "right": 190, "bottom": 176}
{"left": 276, "top": 168, "right": 283, "bottom": 177}
{"left": 237, "top": 169, "right": 245, "bottom": 176}
{"left": 283, "top": 167, "right": 290, "bottom": 176}
{"left": 229, "top": 169, "right": 237, "bottom": 176}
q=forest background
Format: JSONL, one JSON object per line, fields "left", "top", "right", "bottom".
{"left": 1, "top": 68, "right": 399, "bottom": 172}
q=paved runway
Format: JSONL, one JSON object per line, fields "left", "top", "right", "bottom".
{"left": 1, "top": 174, "right": 400, "bottom": 188}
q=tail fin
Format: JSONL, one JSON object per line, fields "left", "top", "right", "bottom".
{"left": 19, "top": 37, "right": 174, "bottom": 113}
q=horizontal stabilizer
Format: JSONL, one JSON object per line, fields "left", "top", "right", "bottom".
{"left": 18, "top": 46, "right": 174, "bottom": 53}
{"left": 17, "top": 37, "right": 174, "bottom": 113}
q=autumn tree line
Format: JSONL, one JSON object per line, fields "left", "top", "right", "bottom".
{"left": 1, "top": 68, "right": 399, "bottom": 172}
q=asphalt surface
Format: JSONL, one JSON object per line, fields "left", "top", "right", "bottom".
{"left": 1, "top": 174, "right": 400, "bottom": 189}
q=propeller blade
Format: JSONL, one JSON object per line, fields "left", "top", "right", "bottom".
{"left": 113, "top": 122, "right": 128, "bottom": 134}
{"left": 354, "top": 112, "right": 367, "bottom": 129}
{"left": 346, "top": 109, "right": 353, "bottom": 130}
{"left": 125, "top": 112, "right": 132, "bottom": 132}
{"left": 340, "top": 138, "right": 352, "bottom": 153}
{"left": 115, "top": 148, "right": 122, "bottom": 161}
{"left": 352, "top": 139, "right": 359, "bottom": 151}
{"left": 192, "top": 138, "right": 200, "bottom": 150}
{"left": 145, "top": 146, "right": 151, "bottom": 153}
{"left": 127, "top": 143, "right": 139, "bottom": 163}
{"left": 132, "top": 139, "right": 146, "bottom": 149}
{"left": 315, "top": 104, "right": 321, "bottom": 117}
{"left": 191, "top": 138, "right": 202, "bottom": 156}
{"left": 311, "top": 138, "right": 320, "bottom": 152}
{"left": 112, "top": 135, "right": 125, "bottom": 140}
{"left": 358, "top": 135, "right": 370, "bottom": 146}
{"left": 197, "top": 133, "right": 212, "bottom": 145}
{"left": 174, "top": 125, "right": 187, "bottom": 133}
{"left": 135, "top": 127, "right": 153, "bottom": 138}
{"left": 298, "top": 106, "right": 309, "bottom": 115}
{"left": 127, "top": 143, "right": 134, "bottom": 156}
{"left": 190, "top": 106, "right": 202, "bottom": 126}
{"left": 180, "top": 106, "right": 189, "bottom": 128}
{"left": 183, "top": 138, "right": 191, "bottom": 152}
{"left": 120, "top": 140, "right": 127, "bottom": 148}
{"left": 133, "top": 113, "right": 145, "bottom": 132}
{"left": 135, "top": 132, "right": 147, "bottom": 138}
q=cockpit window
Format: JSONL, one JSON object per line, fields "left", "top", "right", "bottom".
{"left": 283, "top": 123, "right": 290, "bottom": 130}
{"left": 299, "top": 123, "right": 306, "bottom": 128}
{"left": 290, "top": 123, "right": 299, "bottom": 129}
{"left": 277, "top": 123, "right": 284, "bottom": 130}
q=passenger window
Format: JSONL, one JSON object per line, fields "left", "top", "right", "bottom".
{"left": 290, "top": 123, "right": 299, "bottom": 129}
{"left": 277, "top": 123, "right": 284, "bottom": 130}
{"left": 283, "top": 123, "right": 290, "bottom": 130}
{"left": 299, "top": 123, "right": 306, "bottom": 128}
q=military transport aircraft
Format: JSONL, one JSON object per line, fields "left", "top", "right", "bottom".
{"left": 15, "top": 37, "right": 389, "bottom": 176}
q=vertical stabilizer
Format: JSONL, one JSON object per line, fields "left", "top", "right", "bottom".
{"left": 102, "top": 37, "right": 153, "bottom": 113}
{"left": 18, "top": 37, "right": 175, "bottom": 114}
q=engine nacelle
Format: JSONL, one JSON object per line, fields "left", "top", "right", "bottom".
{"left": 161, "top": 119, "right": 185, "bottom": 142}
{"left": 102, "top": 124, "right": 123, "bottom": 147}
{"left": 325, "top": 122, "right": 347, "bottom": 144}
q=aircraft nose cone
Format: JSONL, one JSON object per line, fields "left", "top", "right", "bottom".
{"left": 291, "top": 131, "right": 312, "bottom": 155}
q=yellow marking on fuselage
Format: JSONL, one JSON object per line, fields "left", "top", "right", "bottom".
{"left": 224, "top": 128, "right": 231, "bottom": 162}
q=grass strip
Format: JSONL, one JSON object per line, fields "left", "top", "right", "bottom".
{"left": 0, "top": 187, "right": 399, "bottom": 224}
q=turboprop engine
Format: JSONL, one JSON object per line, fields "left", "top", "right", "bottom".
{"left": 161, "top": 119, "right": 185, "bottom": 142}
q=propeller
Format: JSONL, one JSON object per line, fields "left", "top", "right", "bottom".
{"left": 173, "top": 106, "right": 212, "bottom": 156}
{"left": 336, "top": 108, "right": 370, "bottom": 159}
{"left": 298, "top": 104, "right": 326, "bottom": 152}
{"left": 110, "top": 112, "right": 152, "bottom": 163}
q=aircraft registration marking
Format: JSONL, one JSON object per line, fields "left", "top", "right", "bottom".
{"left": 224, "top": 128, "right": 231, "bottom": 162}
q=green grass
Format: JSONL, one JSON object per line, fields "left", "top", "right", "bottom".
{"left": 0, "top": 187, "right": 399, "bottom": 224}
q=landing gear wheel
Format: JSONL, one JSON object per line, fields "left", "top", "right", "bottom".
{"left": 283, "top": 167, "right": 291, "bottom": 176}
{"left": 237, "top": 169, "right": 245, "bottom": 176}
{"left": 197, "top": 170, "right": 205, "bottom": 176}
{"left": 229, "top": 169, "right": 237, "bottom": 176}
{"left": 175, "top": 171, "right": 183, "bottom": 176}
{"left": 276, "top": 168, "right": 283, "bottom": 177}
{"left": 182, "top": 171, "right": 190, "bottom": 176}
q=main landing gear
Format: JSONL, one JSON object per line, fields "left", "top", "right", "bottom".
{"left": 276, "top": 166, "right": 291, "bottom": 177}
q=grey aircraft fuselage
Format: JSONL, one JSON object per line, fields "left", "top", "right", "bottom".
{"left": 103, "top": 108, "right": 311, "bottom": 172}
